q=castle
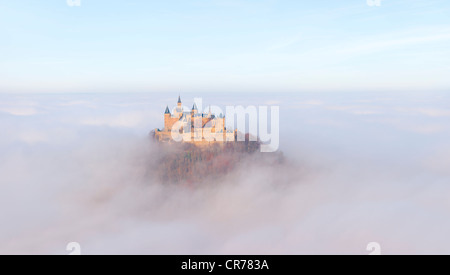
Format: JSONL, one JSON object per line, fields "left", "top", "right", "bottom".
{"left": 154, "top": 96, "right": 236, "bottom": 143}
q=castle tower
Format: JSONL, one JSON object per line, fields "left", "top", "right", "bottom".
{"left": 177, "top": 95, "right": 182, "bottom": 109}
{"left": 164, "top": 105, "right": 171, "bottom": 131}
{"left": 191, "top": 103, "right": 198, "bottom": 115}
{"left": 173, "top": 96, "right": 183, "bottom": 118}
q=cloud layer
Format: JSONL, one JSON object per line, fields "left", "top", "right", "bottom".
{"left": 0, "top": 92, "right": 449, "bottom": 254}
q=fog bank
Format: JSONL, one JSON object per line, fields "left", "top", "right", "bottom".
{"left": 0, "top": 92, "right": 449, "bottom": 254}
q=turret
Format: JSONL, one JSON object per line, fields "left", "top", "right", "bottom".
{"left": 191, "top": 103, "right": 198, "bottom": 115}
{"left": 164, "top": 106, "right": 171, "bottom": 131}
{"left": 177, "top": 95, "right": 182, "bottom": 108}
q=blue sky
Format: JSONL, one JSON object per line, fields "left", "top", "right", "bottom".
{"left": 1, "top": 0, "right": 450, "bottom": 93}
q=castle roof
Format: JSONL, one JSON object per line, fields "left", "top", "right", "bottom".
{"left": 178, "top": 95, "right": 182, "bottom": 104}
{"left": 192, "top": 103, "right": 198, "bottom": 111}
{"left": 164, "top": 106, "right": 171, "bottom": 114}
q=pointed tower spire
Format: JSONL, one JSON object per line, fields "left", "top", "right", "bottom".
{"left": 177, "top": 95, "right": 182, "bottom": 108}
{"left": 191, "top": 102, "right": 198, "bottom": 115}
{"left": 164, "top": 106, "right": 170, "bottom": 114}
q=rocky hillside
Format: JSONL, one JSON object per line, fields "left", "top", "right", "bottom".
{"left": 150, "top": 134, "right": 284, "bottom": 184}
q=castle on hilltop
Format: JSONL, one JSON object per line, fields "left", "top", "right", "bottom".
{"left": 154, "top": 96, "right": 236, "bottom": 143}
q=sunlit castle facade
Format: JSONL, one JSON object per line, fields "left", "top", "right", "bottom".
{"left": 154, "top": 96, "right": 235, "bottom": 143}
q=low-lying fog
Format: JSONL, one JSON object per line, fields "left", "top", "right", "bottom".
{"left": 0, "top": 91, "right": 449, "bottom": 254}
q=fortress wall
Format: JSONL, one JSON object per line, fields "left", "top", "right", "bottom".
{"left": 164, "top": 116, "right": 180, "bottom": 131}
{"left": 155, "top": 130, "right": 236, "bottom": 144}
